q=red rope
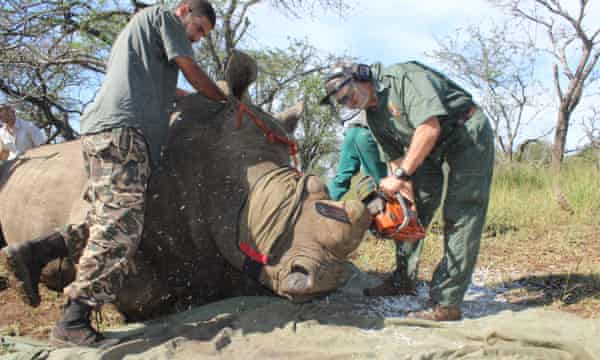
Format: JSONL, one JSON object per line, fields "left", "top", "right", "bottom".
{"left": 239, "top": 242, "right": 269, "bottom": 265}
{"left": 235, "top": 102, "right": 302, "bottom": 266}
{"left": 235, "top": 102, "right": 300, "bottom": 170}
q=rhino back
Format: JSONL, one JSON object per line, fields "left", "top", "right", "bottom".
{"left": 0, "top": 141, "right": 87, "bottom": 244}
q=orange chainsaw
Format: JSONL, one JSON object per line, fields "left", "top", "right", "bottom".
{"left": 371, "top": 193, "right": 426, "bottom": 243}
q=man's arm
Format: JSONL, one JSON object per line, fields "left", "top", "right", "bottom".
{"left": 379, "top": 116, "right": 441, "bottom": 204}
{"left": 174, "top": 56, "right": 226, "bottom": 101}
{"left": 389, "top": 116, "right": 441, "bottom": 174}
{"left": 175, "top": 88, "right": 191, "bottom": 99}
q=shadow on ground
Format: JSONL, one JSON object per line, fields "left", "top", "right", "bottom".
{"left": 487, "top": 272, "right": 600, "bottom": 307}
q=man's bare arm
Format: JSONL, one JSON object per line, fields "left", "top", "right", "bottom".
{"left": 379, "top": 116, "right": 441, "bottom": 203}
{"left": 389, "top": 116, "right": 441, "bottom": 175}
{"left": 174, "top": 56, "right": 226, "bottom": 101}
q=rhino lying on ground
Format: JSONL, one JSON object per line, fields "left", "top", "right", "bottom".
{"left": 0, "top": 54, "right": 371, "bottom": 321}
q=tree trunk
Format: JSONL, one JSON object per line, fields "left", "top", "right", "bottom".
{"left": 551, "top": 108, "right": 570, "bottom": 171}
{"left": 551, "top": 107, "right": 574, "bottom": 214}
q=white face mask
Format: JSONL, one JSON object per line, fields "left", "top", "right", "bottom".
{"left": 323, "top": 79, "right": 370, "bottom": 124}
{"left": 328, "top": 78, "right": 370, "bottom": 110}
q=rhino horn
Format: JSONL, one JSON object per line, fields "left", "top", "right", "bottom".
{"left": 225, "top": 50, "right": 258, "bottom": 99}
{"left": 274, "top": 101, "right": 304, "bottom": 133}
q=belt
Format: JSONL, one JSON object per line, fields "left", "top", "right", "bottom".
{"left": 347, "top": 123, "right": 369, "bottom": 129}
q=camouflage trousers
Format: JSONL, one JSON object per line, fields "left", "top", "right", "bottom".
{"left": 62, "top": 127, "right": 151, "bottom": 307}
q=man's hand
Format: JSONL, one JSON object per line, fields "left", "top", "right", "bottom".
{"left": 175, "top": 88, "right": 191, "bottom": 100}
{"left": 175, "top": 56, "right": 227, "bottom": 101}
{"left": 378, "top": 175, "right": 416, "bottom": 211}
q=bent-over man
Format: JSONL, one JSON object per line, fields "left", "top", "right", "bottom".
{"left": 321, "top": 61, "right": 494, "bottom": 321}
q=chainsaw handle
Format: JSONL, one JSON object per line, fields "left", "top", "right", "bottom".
{"left": 394, "top": 193, "right": 411, "bottom": 230}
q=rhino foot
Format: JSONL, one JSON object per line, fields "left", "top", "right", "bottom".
{"left": 0, "top": 246, "right": 41, "bottom": 307}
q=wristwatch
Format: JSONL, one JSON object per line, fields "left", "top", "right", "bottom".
{"left": 394, "top": 167, "right": 411, "bottom": 180}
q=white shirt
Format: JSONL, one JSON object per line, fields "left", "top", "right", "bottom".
{"left": 343, "top": 109, "right": 368, "bottom": 129}
{"left": 0, "top": 118, "right": 46, "bottom": 160}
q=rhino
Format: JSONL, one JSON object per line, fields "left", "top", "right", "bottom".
{"left": 0, "top": 53, "right": 371, "bottom": 321}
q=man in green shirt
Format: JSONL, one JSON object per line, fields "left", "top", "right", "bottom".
{"left": 1, "top": 0, "right": 225, "bottom": 347}
{"left": 321, "top": 62, "right": 494, "bottom": 321}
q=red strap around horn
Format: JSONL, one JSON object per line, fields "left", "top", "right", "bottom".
{"left": 235, "top": 102, "right": 300, "bottom": 170}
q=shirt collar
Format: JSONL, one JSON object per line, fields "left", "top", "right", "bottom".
{"left": 370, "top": 62, "right": 393, "bottom": 94}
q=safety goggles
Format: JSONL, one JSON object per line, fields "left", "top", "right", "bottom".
{"left": 320, "top": 76, "right": 353, "bottom": 105}
{"left": 320, "top": 77, "right": 362, "bottom": 124}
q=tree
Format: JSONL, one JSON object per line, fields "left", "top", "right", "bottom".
{"left": 194, "top": 1, "right": 345, "bottom": 170}
{"left": 0, "top": 0, "right": 136, "bottom": 140}
{"left": 0, "top": 0, "right": 348, "bottom": 143}
{"left": 428, "top": 22, "right": 545, "bottom": 162}
{"left": 490, "top": 0, "right": 600, "bottom": 170}
{"left": 284, "top": 72, "right": 339, "bottom": 173}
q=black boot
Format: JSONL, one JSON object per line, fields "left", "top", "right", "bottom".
{"left": 50, "top": 299, "right": 120, "bottom": 348}
{"left": 0, "top": 232, "right": 68, "bottom": 307}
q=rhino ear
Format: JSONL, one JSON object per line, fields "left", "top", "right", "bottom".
{"left": 274, "top": 101, "right": 304, "bottom": 133}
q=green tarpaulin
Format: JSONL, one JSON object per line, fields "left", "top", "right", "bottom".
{"left": 2, "top": 268, "right": 599, "bottom": 360}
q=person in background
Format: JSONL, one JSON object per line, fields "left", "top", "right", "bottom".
{"left": 327, "top": 109, "right": 387, "bottom": 201}
{"left": 0, "top": 103, "right": 46, "bottom": 160}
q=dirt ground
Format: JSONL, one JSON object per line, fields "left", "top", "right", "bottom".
{"left": 1, "top": 225, "right": 599, "bottom": 341}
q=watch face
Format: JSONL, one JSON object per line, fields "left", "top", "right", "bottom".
{"left": 395, "top": 168, "right": 408, "bottom": 179}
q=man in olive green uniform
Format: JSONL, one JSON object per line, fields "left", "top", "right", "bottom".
{"left": 327, "top": 110, "right": 387, "bottom": 201}
{"left": 1, "top": 0, "right": 225, "bottom": 347}
{"left": 321, "top": 61, "right": 494, "bottom": 321}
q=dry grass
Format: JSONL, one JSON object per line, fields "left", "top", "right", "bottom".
{"left": 351, "top": 161, "right": 600, "bottom": 319}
